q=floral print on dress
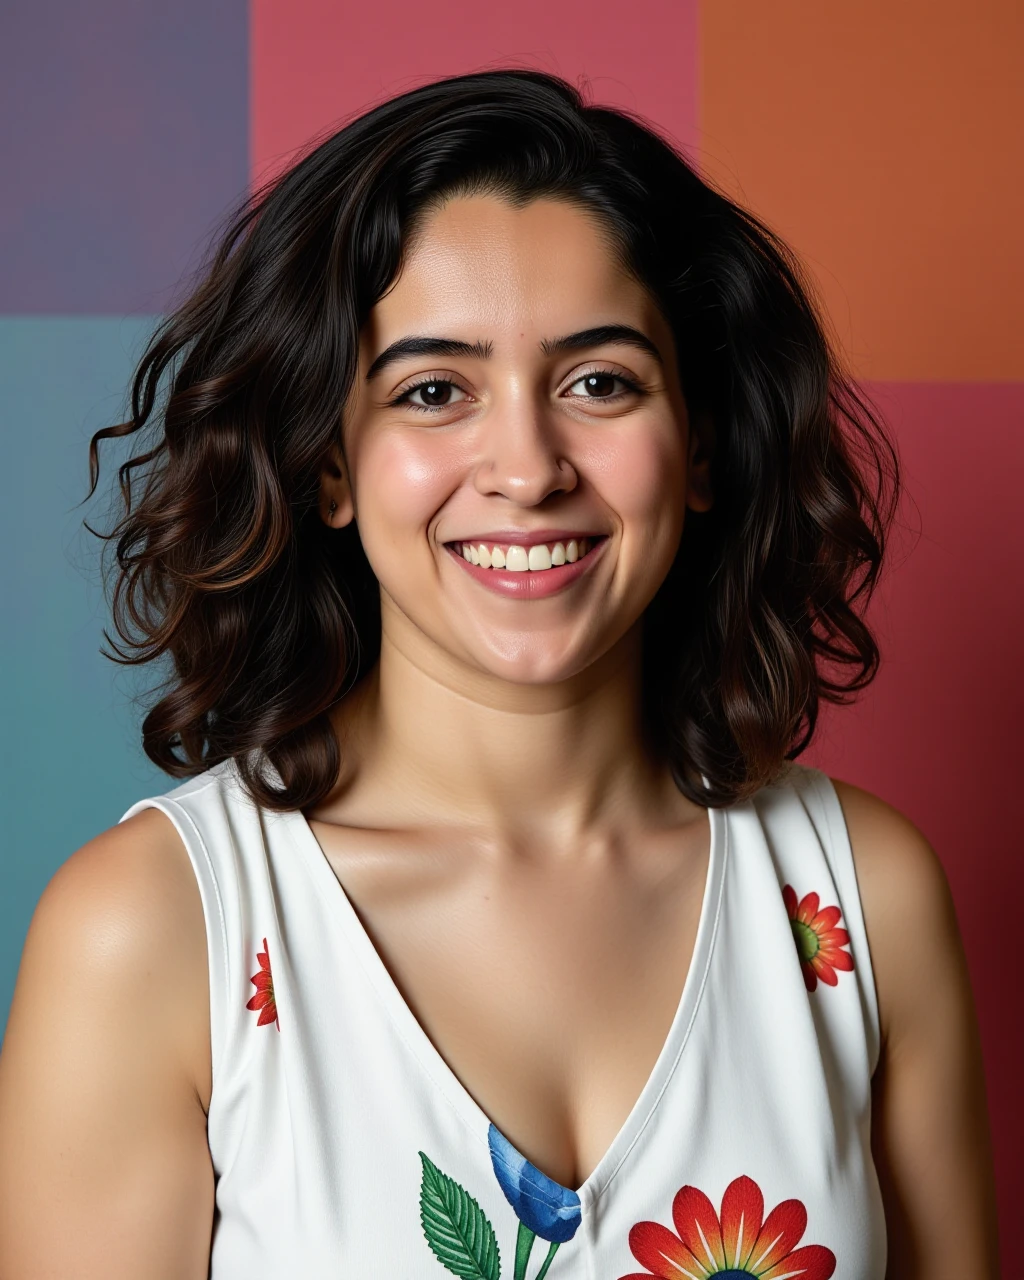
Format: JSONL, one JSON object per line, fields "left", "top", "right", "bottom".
{"left": 620, "top": 1174, "right": 836, "bottom": 1279}
{"left": 783, "top": 885, "right": 854, "bottom": 992}
{"left": 488, "top": 1123, "right": 582, "bottom": 1278}
{"left": 418, "top": 1124, "right": 582, "bottom": 1280}
{"left": 246, "top": 936, "right": 280, "bottom": 1029}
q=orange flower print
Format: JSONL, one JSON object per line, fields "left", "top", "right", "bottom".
{"left": 783, "top": 886, "right": 854, "bottom": 992}
{"left": 620, "top": 1174, "right": 836, "bottom": 1279}
{"left": 246, "top": 937, "right": 280, "bottom": 1029}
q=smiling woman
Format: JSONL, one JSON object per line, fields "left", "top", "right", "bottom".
{"left": 340, "top": 194, "right": 702, "bottom": 637}
{"left": 0, "top": 69, "right": 997, "bottom": 1280}
{"left": 80, "top": 71, "right": 892, "bottom": 813}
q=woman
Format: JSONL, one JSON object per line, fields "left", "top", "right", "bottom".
{"left": 0, "top": 70, "right": 997, "bottom": 1277}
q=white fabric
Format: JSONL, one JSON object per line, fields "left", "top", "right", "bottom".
{"left": 120, "top": 759, "right": 886, "bottom": 1278}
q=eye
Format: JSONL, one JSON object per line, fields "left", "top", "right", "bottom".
{"left": 564, "top": 371, "right": 639, "bottom": 400}
{"left": 393, "top": 378, "right": 470, "bottom": 412}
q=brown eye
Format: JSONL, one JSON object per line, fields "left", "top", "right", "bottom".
{"left": 566, "top": 371, "right": 636, "bottom": 400}
{"left": 417, "top": 381, "right": 452, "bottom": 405}
{"left": 580, "top": 373, "right": 618, "bottom": 397}
{"left": 397, "top": 378, "right": 469, "bottom": 411}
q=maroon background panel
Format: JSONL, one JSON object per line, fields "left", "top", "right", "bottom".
{"left": 806, "top": 381, "right": 1024, "bottom": 1232}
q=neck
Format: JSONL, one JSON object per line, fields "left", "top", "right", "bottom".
{"left": 327, "top": 611, "right": 685, "bottom": 848}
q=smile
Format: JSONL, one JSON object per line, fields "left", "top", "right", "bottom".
{"left": 457, "top": 537, "right": 595, "bottom": 570}
{"left": 444, "top": 536, "right": 608, "bottom": 599}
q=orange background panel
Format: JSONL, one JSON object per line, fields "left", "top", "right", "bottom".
{"left": 699, "top": 0, "right": 1024, "bottom": 381}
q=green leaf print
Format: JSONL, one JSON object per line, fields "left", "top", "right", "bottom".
{"left": 419, "top": 1151, "right": 502, "bottom": 1280}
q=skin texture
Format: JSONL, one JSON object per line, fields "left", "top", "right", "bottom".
{"left": 0, "top": 196, "right": 998, "bottom": 1277}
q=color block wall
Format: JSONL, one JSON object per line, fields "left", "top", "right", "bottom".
{"left": 1, "top": 0, "right": 1019, "bottom": 1252}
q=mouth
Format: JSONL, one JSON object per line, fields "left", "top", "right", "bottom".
{"left": 449, "top": 534, "right": 604, "bottom": 571}
{"left": 443, "top": 534, "right": 609, "bottom": 599}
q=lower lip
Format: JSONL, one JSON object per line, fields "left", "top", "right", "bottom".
{"left": 445, "top": 540, "right": 607, "bottom": 598}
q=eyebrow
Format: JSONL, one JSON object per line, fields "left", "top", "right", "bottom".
{"left": 540, "top": 325, "right": 663, "bottom": 364}
{"left": 365, "top": 337, "right": 492, "bottom": 381}
{"left": 364, "top": 324, "right": 662, "bottom": 382}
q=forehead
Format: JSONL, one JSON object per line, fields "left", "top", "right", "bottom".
{"left": 368, "top": 195, "right": 656, "bottom": 344}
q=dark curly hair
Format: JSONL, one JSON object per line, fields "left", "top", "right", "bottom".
{"left": 86, "top": 68, "right": 898, "bottom": 812}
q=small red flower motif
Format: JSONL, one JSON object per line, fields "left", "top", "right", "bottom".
{"left": 246, "top": 937, "right": 279, "bottom": 1030}
{"left": 620, "top": 1174, "right": 836, "bottom": 1279}
{"left": 783, "top": 885, "right": 855, "bottom": 992}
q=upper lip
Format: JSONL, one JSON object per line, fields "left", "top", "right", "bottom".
{"left": 444, "top": 528, "right": 607, "bottom": 545}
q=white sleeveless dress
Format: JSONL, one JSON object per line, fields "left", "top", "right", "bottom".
{"left": 120, "top": 758, "right": 886, "bottom": 1278}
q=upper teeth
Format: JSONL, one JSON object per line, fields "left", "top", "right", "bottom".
{"left": 459, "top": 539, "right": 591, "bottom": 570}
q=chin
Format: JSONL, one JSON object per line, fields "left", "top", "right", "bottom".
{"left": 467, "top": 637, "right": 602, "bottom": 686}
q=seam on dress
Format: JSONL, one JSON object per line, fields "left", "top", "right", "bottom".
{"left": 285, "top": 811, "right": 489, "bottom": 1149}
{"left": 806, "top": 770, "right": 882, "bottom": 1077}
{"left": 125, "top": 782, "right": 232, "bottom": 1094}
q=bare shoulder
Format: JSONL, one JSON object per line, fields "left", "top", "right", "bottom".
{"left": 830, "top": 777, "right": 953, "bottom": 912}
{"left": 48, "top": 805, "right": 203, "bottom": 937}
{"left": 829, "top": 779, "right": 962, "bottom": 1046}
{"left": 828, "top": 785, "right": 998, "bottom": 1274}
{"left": 37, "top": 804, "right": 201, "bottom": 931}
{"left": 0, "top": 806, "right": 214, "bottom": 1277}
{"left": 2, "top": 804, "right": 211, "bottom": 1103}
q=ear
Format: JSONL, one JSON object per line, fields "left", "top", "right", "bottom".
{"left": 685, "top": 414, "right": 714, "bottom": 514}
{"left": 320, "top": 442, "right": 355, "bottom": 528}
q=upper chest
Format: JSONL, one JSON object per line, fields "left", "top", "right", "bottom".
{"left": 305, "top": 817, "right": 710, "bottom": 1188}
{"left": 207, "top": 782, "right": 886, "bottom": 1277}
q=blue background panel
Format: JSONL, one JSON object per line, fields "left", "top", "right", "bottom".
{"left": 1, "top": 318, "right": 171, "bottom": 1024}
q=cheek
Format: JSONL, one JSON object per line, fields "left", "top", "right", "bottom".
{"left": 580, "top": 418, "right": 688, "bottom": 547}
{"left": 352, "top": 431, "right": 463, "bottom": 556}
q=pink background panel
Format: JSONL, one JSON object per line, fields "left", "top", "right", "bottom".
{"left": 251, "top": 0, "right": 699, "bottom": 187}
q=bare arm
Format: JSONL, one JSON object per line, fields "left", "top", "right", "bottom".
{"left": 0, "top": 808, "right": 214, "bottom": 1279}
{"left": 833, "top": 780, "right": 999, "bottom": 1279}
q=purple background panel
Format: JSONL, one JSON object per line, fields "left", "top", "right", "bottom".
{"left": 0, "top": 1, "right": 248, "bottom": 315}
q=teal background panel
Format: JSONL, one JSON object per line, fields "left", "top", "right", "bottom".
{"left": 0, "top": 317, "right": 171, "bottom": 1033}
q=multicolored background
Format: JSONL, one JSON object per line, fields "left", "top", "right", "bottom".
{"left": 1, "top": 0, "right": 1020, "bottom": 1246}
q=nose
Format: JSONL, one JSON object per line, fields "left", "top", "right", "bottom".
{"left": 473, "top": 392, "right": 577, "bottom": 506}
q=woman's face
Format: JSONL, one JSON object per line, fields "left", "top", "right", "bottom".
{"left": 335, "top": 194, "right": 711, "bottom": 685}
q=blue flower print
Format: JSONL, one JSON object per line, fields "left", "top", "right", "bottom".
{"left": 488, "top": 1123, "right": 582, "bottom": 1280}
{"left": 487, "top": 1123, "right": 582, "bottom": 1242}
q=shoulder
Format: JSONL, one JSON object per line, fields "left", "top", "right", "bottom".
{"left": 4, "top": 803, "right": 211, "bottom": 1106}
{"left": 35, "top": 803, "right": 205, "bottom": 964}
{"left": 830, "top": 777, "right": 951, "bottom": 911}
{"left": 0, "top": 807, "right": 216, "bottom": 1273}
{"left": 826, "top": 780, "right": 999, "bottom": 1269}
{"left": 828, "top": 778, "right": 964, "bottom": 1050}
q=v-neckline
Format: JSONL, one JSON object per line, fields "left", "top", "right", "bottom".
{"left": 279, "top": 800, "right": 727, "bottom": 1205}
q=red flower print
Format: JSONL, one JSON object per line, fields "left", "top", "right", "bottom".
{"left": 620, "top": 1174, "right": 836, "bottom": 1279}
{"left": 783, "top": 885, "right": 855, "bottom": 992}
{"left": 246, "top": 937, "right": 280, "bottom": 1030}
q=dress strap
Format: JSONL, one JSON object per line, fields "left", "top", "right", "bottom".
{"left": 755, "top": 764, "right": 882, "bottom": 1074}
